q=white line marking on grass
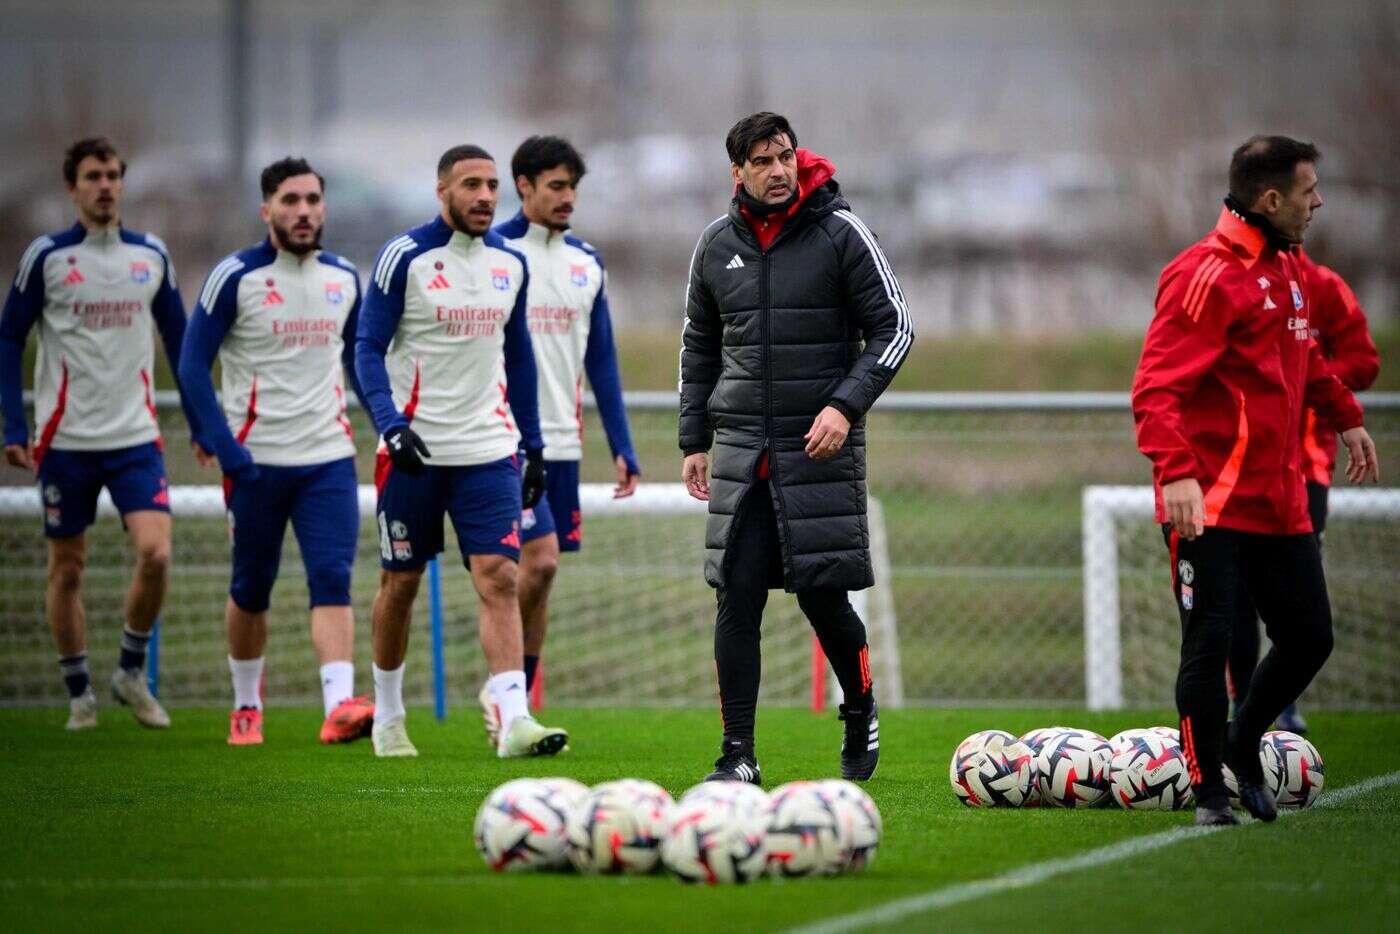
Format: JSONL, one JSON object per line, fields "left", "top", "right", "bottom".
{"left": 784, "top": 769, "right": 1400, "bottom": 934}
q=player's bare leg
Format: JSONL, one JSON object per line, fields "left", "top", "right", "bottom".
{"left": 312, "top": 605, "right": 373, "bottom": 743}
{"left": 48, "top": 534, "right": 95, "bottom": 729}
{"left": 226, "top": 600, "right": 268, "bottom": 744}
{"left": 107, "top": 511, "right": 171, "bottom": 727}
{"left": 479, "top": 534, "right": 560, "bottom": 745}
{"left": 471, "top": 554, "right": 566, "bottom": 758}
{"left": 369, "top": 568, "right": 422, "bottom": 756}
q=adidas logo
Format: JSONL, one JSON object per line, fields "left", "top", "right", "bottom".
{"left": 427, "top": 273, "right": 450, "bottom": 290}
{"left": 500, "top": 529, "right": 521, "bottom": 548}
{"left": 725, "top": 254, "right": 745, "bottom": 270}
{"left": 1263, "top": 295, "right": 1277, "bottom": 310}
{"left": 262, "top": 289, "right": 284, "bottom": 306}
{"left": 64, "top": 267, "right": 85, "bottom": 285}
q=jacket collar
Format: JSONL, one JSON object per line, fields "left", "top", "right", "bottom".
{"left": 1215, "top": 196, "right": 1298, "bottom": 269}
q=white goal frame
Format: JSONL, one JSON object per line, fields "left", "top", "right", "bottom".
{"left": 1081, "top": 484, "right": 1400, "bottom": 710}
{"left": 0, "top": 482, "right": 901, "bottom": 710}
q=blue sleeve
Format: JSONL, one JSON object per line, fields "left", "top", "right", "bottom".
{"left": 177, "top": 273, "right": 249, "bottom": 471}
{"left": 503, "top": 268, "right": 543, "bottom": 451}
{"left": 0, "top": 251, "right": 46, "bottom": 446}
{"left": 341, "top": 280, "right": 370, "bottom": 414}
{"left": 149, "top": 256, "right": 202, "bottom": 442}
{"left": 583, "top": 284, "right": 638, "bottom": 474}
{"left": 355, "top": 248, "right": 409, "bottom": 436}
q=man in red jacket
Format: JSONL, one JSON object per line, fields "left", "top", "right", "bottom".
{"left": 1228, "top": 252, "right": 1380, "bottom": 734}
{"left": 1132, "top": 135, "right": 1380, "bottom": 826}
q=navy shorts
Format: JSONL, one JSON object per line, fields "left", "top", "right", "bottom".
{"left": 36, "top": 442, "right": 170, "bottom": 539}
{"left": 521, "top": 459, "right": 582, "bottom": 552}
{"left": 226, "top": 457, "right": 359, "bottom": 613}
{"left": 376, "top": 455, "right": 522, "bottom": 571}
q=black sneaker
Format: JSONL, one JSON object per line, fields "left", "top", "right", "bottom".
{"left": 839, "top": 701, "right": 879, "bottom": 781}
{"left": 1224, "top": 720, "right": 1277, "bottom": 822}
{"left": 704, "top": 739, "right": 761, "bottom": 785}
{"left": 1194, "top": 798, "right": 1239, "bottom": 826}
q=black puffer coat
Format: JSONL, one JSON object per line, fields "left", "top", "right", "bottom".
{"left": 678, "top": 153, "right": 913, "bottom": 592}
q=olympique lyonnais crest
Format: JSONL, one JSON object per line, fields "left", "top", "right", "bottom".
{"left": 491, "top": 267, "right": 511, "bottom": 291}
{"left": 569, "top": 264, "right": 588, "bottom": 287}
{"left": 325, "top": 282, "right": 344, "bottom": 305}
{"left": 1289, "top": 280, "right": 1304, "bottom": 310}
{"left": 130, "top": 261, "right": 150, "bottom": 284}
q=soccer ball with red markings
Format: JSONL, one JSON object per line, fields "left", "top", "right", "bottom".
{"left": 1109, "top": 734, "right": 1194, "bottom": 810}
{"left": 1260, "top": 730, "right": 1325, "bottom": 808}
{"left": 565, "top": 779, "right": 673, "bottom": 874}
{"left": 474, "top": 778, "right": 572, "bottom": 871}
{"left": 764, "top": 781, "right": 846, "bottom": 877}
{"left": 1019, "top": 727, "right": 1072, "bottom": 806}
{"left": 818, "top": 779, "right": 883, "bottom": 873}
{"left": 661, "top": 783, "right": 769, "bottom": 884}
{"left": 949, "top": 733, "right": 1037, "bottom": 807}
{"left": 1036, "top": 732, "right": 1113, "bottom": 808}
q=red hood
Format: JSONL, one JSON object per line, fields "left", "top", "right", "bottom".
{"left": 734, "top": 148, "right": 836, "bottom": 206}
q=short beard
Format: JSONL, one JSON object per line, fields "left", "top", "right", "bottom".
{"left": 273, "top": 221, "right": 322, "bottom": 256}
{"left": 448, "top": 202, "right": 490, "bottom": 236}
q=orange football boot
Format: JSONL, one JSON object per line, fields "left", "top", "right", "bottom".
{"left": 320, "top": 695, "right": 375, "bottom": 744}
{"left": 228, "top": 707, "right": 264, "bottom": 746}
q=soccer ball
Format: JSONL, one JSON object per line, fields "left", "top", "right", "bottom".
{"left": 1109, "top": 734, "right": 1193, "bottom": 810}
{"left": 565, "top": 779, "right": 673, "bottom": 874}
{"left": 474, "top": 778, "right": 572, "bottom": 871}
{"left": 817, "top": 779, "right": 882, "bottom": 873}
{"left": 950, "top": 733, "right": 1036, "bottom": 807}
{"left": 661, "top": 783, "right": 768, "bottom": 884}
{"left": 956, "top": 729, "right": 1019, "bottom": 758}
{"left": 1019, "top": 727, "right": 1071, "bottom": 807}
{"left": 1222, "top": 762, "right": 1240, "bottom": 807}
{"left": 1036, "top": 731, "right": 1113, "bottom": 808}
{"left": 1260, "top": 731, "right": 1325, "bottom": 808}
{"left": 764, "top": 781, "right": 846, "bottom": 877}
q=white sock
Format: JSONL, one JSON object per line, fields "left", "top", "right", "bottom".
{"left": 229, "top": 656, "right": 264, "bottom": 710}
{"left": 373, "top": 663, "right": 405, "bottom": 724}
{"left": 489, "top": 669, "right": 529, "bottom": 736}
{"left": 320, "top": 661, "right": 354, "bottom": 717}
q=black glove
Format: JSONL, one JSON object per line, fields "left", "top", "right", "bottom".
{"left": 521, "top": 448, "right": 546, "bottom": 509}
{"left": 384, "top": 425, "right": 431, "bottom": 475}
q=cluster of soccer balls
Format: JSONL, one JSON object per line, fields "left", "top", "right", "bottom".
{"left": 474, "top": 776, "right": 881, "bottom": 883}
{"left": 949, "top": 726, "right": 1325, "bottom": 811}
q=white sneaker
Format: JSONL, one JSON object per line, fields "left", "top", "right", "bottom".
{"left": 372, "top": 716, "right": 419, "bottom": 757}
{"left": 497, "top": 714, "right": 568, "bottom": 759}
{"left": 477, "top": 681, "right": 500, "bottom": 748}
{"left": 65, "top": 691, "right": 97, "bottom": 730}
{"left": 110, "top": 669, "right": 171, "bottom": 728}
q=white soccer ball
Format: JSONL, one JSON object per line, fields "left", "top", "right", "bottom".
{"left": 1036, "top": 731, "right": 1113, "bottom": 808}
{"left": 1019, "top": 727, "right": 1071, "bottom": 807}
{"left": 817, "top": 779, "right": 882, "bottom": 873}
{"left": 1109, "top": 734, "right": 1194, "bottom": 810}
{"left": 474, "top": 778, "right": 572, "bottom": 872}
{"left": 661, "top": 783, "right": 769, "bottom": 884}
{"left": 565, "top": 779, "right": 673, "bottom": 874}
{"left": 950, "top": 733, "right": 1036, "bottom": 808}
{"left": 1260, "top": 731, "right": 1325, "bottom": 808}
{"left": 764, "top": 781, "right": 846, "bottom": 877}
{"left": 955, "top": 729, "right": 1019, "bottom": 758}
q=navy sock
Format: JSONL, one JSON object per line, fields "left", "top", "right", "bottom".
{"left": 524, "top": 654, "right": 540, "bottom": 691}
{"left": 119, "top": 626, "right": 151, "bottom": 673}
{"left": 59, "top": 654, "right": 90, "bottom": 698}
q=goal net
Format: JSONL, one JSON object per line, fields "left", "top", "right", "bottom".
{"left": 0, "top": 484, "right": 900, "bottom": 711}
{"left": 1083, "top": 485, "right": 1400, "bottom": 710}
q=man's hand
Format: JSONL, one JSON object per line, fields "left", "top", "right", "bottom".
{"left": 1341, "top": 426, "right": 1380, "bottom": 484}
{"left": 613, "top": 454, "right": 639, "bottom": 499}
{"left": 4, "top": 442, "right": 35, "bottom": 473}
{"left": 682, "top": 452, "right": 710, "bottom": 501}
{"left": 521, "top": 448, "right": 547, "bottom": 509}
{"left": 191, "top": 441, "right": 217, "bottom": 469}
{"left": 384, "top": 425, "right": 431, "bottom": 476}
{"left": 804, "top": 405, "right": 850, "bottom": 460}
{"left": 1163, "top": 477, "right": 1205, "bottom": 540}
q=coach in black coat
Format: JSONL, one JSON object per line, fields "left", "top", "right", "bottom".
{"left": 678, "top": 112, "right": 912, "bottom": 783}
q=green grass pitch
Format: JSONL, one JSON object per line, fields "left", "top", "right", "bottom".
{"left": 4, "top": 707, "right": 1398, "bottom": 932}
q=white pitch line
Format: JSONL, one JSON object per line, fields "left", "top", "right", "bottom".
{"left": 784, "top": 769, "right": 1400, "bottom": 934}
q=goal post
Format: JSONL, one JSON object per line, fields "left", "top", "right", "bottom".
{"left": 0, "top": 483, "right": 901, "bottom": 713}
{"left": 1082, "top": 484, "right": 1400, "bottom": 710}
